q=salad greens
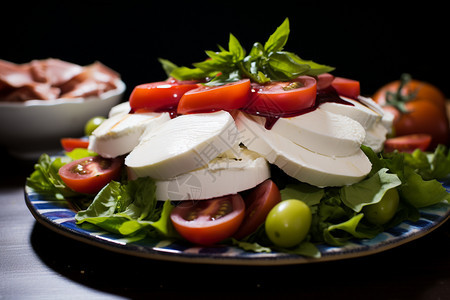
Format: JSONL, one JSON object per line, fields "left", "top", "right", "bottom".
{"left": 159, "top": 18, "right": 335, "bottom": 86}
{"left": 26, "top": 145, "right": 450, "bottom": 258}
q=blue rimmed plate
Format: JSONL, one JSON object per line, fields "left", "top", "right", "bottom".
{"left": 24, "top": 181, "right": 450, "bottom": 266}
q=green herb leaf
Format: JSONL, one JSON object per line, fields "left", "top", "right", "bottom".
{"left": 162, "top": 17, "right": 334, "bottom": 84}
{"left": 264, "top": 18, "right": 290, "bottom": 53}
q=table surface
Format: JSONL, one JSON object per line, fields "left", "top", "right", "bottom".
{"left": 1, "top": 148, "right": 449, "bottom": 300}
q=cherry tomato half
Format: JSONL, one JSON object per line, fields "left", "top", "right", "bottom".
{"left": 177, "top": 79, "right": 251, "bottom": 114}
{"left": 233, "top": 179, "right": 281, "bottom": 240}
{"left": 331, "top": 77, "right": 360, "bottom": 99}
{"left": 129, "top": 79, "right": 198, "bottom": 112}
{"left": 245, "top": 76, "right": 317, "bottom": 117}
{"left": 383, "top": 134, "right": 432, "bottom": 153}
{"left": 170, "top": 194, "right": 245, "bottom": 245}
{"left": 60, "top": 137, "right": 89, "bottom": 152}
{"left": 58, "top": 156, "right": 123, "bottom": 194}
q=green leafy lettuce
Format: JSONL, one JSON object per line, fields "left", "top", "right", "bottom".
{"left": 159, "top": 18, "right": 334, "bottom": 86}
{"left": 75, "top": 177, "right": 176, "bottom": 239}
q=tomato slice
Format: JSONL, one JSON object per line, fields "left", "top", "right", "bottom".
{"left": 60, "top": 137, "right": 89, "bottom": 152}
{"left": 170, "top": 194, "right": 245, "bottom": 245}
{"left": 129, "top": 78, "right": 198, "bottom": 112}
{"left": 316, "top": 73, "right": 335, "bottom": 90}
{"left": 176, "top": 79, "right": 251, "bottom": 114}
{"left": 383, "top": 134, "right": 432, "bottom": 153}
{"left": 331, "top": 77, "right": 360, "bottom": 99}
{"left": 58, "top": 156, "right": 123, "bottom": 194}
{"left": 244, "top": 76, "right": 317, "bottom": 117}
{"left": 233, "top": 179, "right": 282, "bottom": 240}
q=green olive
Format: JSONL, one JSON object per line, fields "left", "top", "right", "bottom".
{"left": 363, "top": 188, "right": 400, "bottom": 225}
{"left": 84, "top": 116, "right": 106, "bottom": 136}
{"left": 265, "top": 199, "right": 312, "bottom": 248}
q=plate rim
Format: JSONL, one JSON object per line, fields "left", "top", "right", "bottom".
{"left": 24, "top": 185, "right": 450, "bottom": 266}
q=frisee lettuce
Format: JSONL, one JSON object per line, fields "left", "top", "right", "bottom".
{"left": 159, "top": 18, "right": 335, "bottom": 86}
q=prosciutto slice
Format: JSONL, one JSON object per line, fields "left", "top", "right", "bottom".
{"left": 0, "top": 58, "right": 119, "bottom": 102}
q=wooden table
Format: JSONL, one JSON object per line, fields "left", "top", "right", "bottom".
{"left": 1, "top": 148, "right": 449, "bottom": 299}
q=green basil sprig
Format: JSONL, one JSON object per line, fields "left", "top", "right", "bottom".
{"left": 159, "top": 18, "right": 335, "bottom": 86}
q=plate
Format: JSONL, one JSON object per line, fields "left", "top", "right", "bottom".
{"left": 24, "top": 182, "right": 450, "bottom": 266}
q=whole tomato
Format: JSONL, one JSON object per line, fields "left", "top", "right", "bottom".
{"left": 373, "top": 74, "right": 449, "bottom": 149}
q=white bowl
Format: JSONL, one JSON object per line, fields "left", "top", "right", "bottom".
{"left": 0, "top": 80, "right": 126, "bottom": 160}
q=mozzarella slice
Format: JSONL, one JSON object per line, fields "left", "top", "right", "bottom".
{"left": 263, "top": 109, "right": 365, "bottom": 157}
{"left": 88, "top": 112, "right": 170, "bottom": 158}
{"left": 125, "top": 110, "right": 239, "bottom": 180}
{"left": 319, "top": 96, "right": 393, "bottom": 152}
{"left": 235, "top": 112, "right": 372, "bottom": 187}
{"left": 364, "top": 122, "right": 388, "bottom": 153}
{"left": 319, "top": 96, "right": 382, "bottom": 130}
{"left": 108, "top": 101, "right": 131, "bottom": 117}
{"left": 155, "top": 148, "right": 270, "bottom": 200}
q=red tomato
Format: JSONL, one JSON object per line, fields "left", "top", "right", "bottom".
{"left": 316, "top": 73, "right": 335, "bottom": 90}
{"left": 373, "top": 77, "right": 447, "bottom": 110}
{"left": 60, "top": 137, "right": 89, "bottom": 152}
{"left": 384, "top": 99, "right": 449, "bottom": 149}
{"left": 233, "top": 179, "right": 281, "bottom": 240}
{"left": 170, "top": 194, "right": 245, "bottom": 245}
{"left": 177, "top": 79, "right": 251, "bottom": 114}
{"left": 58, "top": 156, "right": 123, "bottom": 194}
{"left": 331, "top": 77, "right": 360, "bottom": 99}
{"left": 244, "top": 76, "right": 317, "bottom": 117}
{"left": 129, "top": 79, "right": 198, "bottom": 112}
{"left": 384, "top": 134, "right": 432, "bottom": 153}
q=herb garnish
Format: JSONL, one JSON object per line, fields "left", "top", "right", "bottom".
{"left": 159, "top": 18, "right": 335, "bottom": 86}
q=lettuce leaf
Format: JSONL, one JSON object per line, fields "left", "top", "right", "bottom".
{"left": 26, "top": 153, "right": 76, "bottom": 199}
{"left": 75, "top": 177, "right": 176, "bottom": 238}
{"left": 340, "top": 168, "right": 402, "bottom": 212}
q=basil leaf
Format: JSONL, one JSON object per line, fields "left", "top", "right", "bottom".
{"left": 264, "top": 18, "right": 290, "bottom": 53}
{"left": 228, "top": 33, "right": 246, "bottom": 61}
{"left": 268, "top": 51, "right": 311, "bottom": 80}
{"left": 158, "top": 58, "right": 178, "bottom": 78}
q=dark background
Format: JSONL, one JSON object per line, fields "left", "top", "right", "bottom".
{"left": 2, "top": 1, "right": 449, "bottom": 99}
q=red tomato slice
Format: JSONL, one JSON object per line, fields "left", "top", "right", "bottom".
{"left": 233, "top": 179, "right": 282, "bottom": 240}
{"left": 58, "top": 156, "right": 123, "bottom": 194}
{"left": 384, "top": 134, "right": 432, "bottom": 153}
{"left": 170, "top": 194, "right": 245, "bottom": 245}
{"left": 317, "top": 73, "right": 335, "bottom": 90}
{"left": 129, "top": 79, "right": 198, "bottom": 112}
{"left": 331, "top": 77, "right": 360, "bottom": 99}
{"left": 244, "top": 76, "right": 317, "bottom": 117}
{"left": 177, "top": 79, "right": 251, "bottom": 114}
{"left": 60, "top": 137, "right": 89, "bottom": 152}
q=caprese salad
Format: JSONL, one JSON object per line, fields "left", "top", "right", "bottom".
{"left": 27, "top": 18, "right": 450, "bottom": 257}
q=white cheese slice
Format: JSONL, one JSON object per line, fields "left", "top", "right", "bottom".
{"left": 264, "top": 108, "right": 365, "bottom": 157}
{"left": 364, "top": 122, "right": 388, "bottom": 153}
{"left": 155, "top": 148, "right": 270, "bottom": 200}
{"left": 125, "top": 110, "right": 239, "bottom": 180}
{"left": 88, "top": 112, "right": 170, "bottom": 158}
{"left": 319, "top": 96, "right": 382, "bottom": 130}
{"left": 108, "top": 101, "right": 131, "bottom": 117}
{"left": 235, "top": 111, "right": 372, "bottom": 187}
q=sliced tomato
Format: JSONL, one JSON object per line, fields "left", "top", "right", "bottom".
{"left": 233, "top": 179, "right": 282, "bottom": 240}
{"left": 244, "top": 76, "right": 317, "bottom": 117}
{"left": 60, "top": 137, "right": 89, "bottom": 152}
{"left": 331, "top": 77, "right": 360, "bottom": 99}
{"left": 384, "top": 134, "right": 432, "bottom": 153}
{"left": 177, "top": 79, "right": 251, "bottom": 114}
{"left": 170, "top": 194, "right": 245, "bottom": 245}
{"left": 58, "top": 156, "right": 123, "bottom": 194}
{"left": 316, "top": 73, "right": 335, "bottom": 90}
{"left": 129, "top": 78, "right": 198, "bottom": 112}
